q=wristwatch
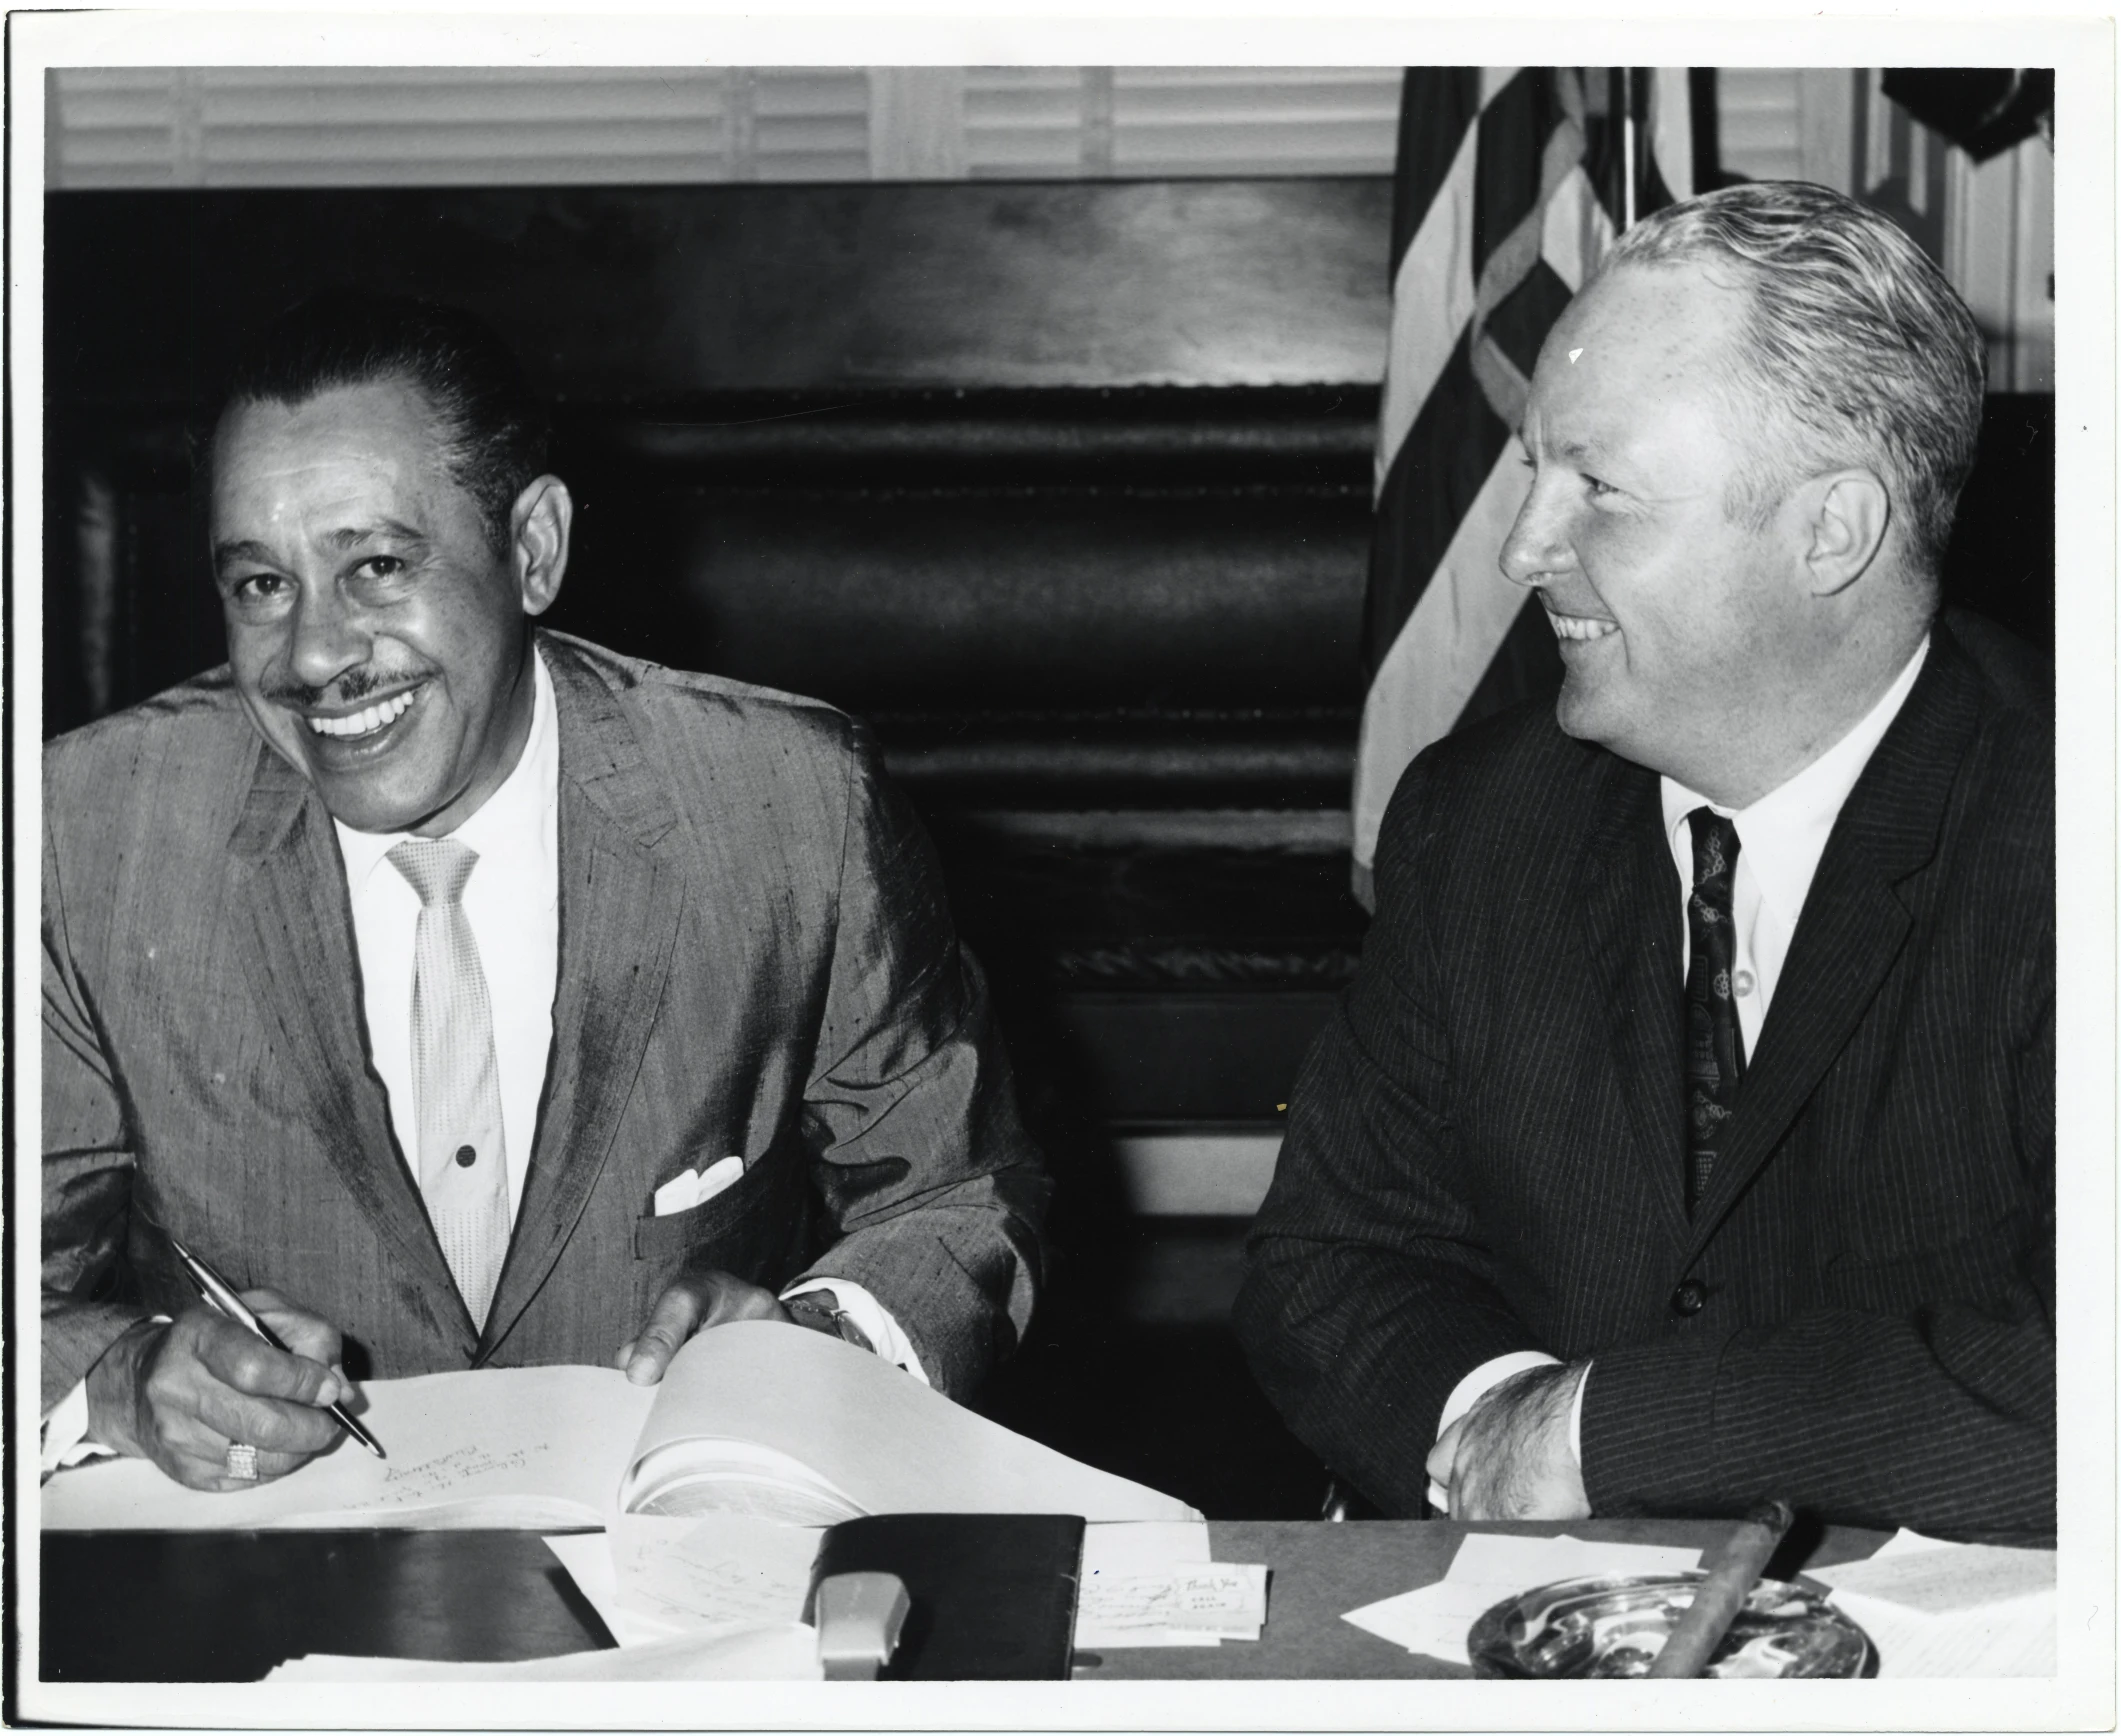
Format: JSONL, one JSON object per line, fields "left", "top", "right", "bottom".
{"left": 784, "top": 1289, "right": 876, "bottom": 1354}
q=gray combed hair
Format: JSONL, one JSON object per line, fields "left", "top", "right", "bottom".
{"left": 1602, "top": 180, "right": 1986, "bottom": 575}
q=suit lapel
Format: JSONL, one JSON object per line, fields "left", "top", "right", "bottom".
{"left": 226, "top": 743, "right": 471, "bottom": 1328}
{"left": 479, "top": 640, "right": 687, "bottom": 1358}
{"left": 1685, "top": 630, "right": 1984, "bottom": 1252}
{"left": 1574, "top": 754, "right": 1694, "bottom": 1246}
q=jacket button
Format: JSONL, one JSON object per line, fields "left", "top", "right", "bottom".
{"left": 455, "top": 1145, "right": 477, "bottom": 1168}
{"left": 1669, "top": 1279, "right": 1708, "bottom": 1317}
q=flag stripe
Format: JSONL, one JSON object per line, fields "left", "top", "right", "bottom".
{"left": 1353, "top": 444, "right": 1536, "bottom": 864}
{"left": 1539, "top": 162, "right": 1616, "bottom": 292}
{"left": 1388, "top": 67, "right": 1483, "bottom": 272}
{"left": 1452, "top": 589, "right": 1564, "bottom": 739}
{"left": 1353, "top": 67, "right": 1693, "bottom": 887}
{"left": 1471, "top": 69, "right": 1565, "bottom": 282}
{"left": 1374, "top": 117, "right": 1479, "bottom": 498}
{"left": 1364, "top": 325, "right": 1511, "bottom": 669}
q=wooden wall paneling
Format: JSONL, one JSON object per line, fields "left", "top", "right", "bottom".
{"left": 46, "top": 180, "right": 1392, "bottom": 408}
{"left": 562, "top": 481, "right": 1367, "bottom": 714}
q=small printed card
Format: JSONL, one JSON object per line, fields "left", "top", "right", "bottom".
{"left": 1076, "top": 1562, "right": 1269, "bottom": 1649}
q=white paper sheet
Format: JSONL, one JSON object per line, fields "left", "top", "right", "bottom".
{"left": 542, "top": 1533, "right": 640, "bottom": 1645}
{"left": 611, "top": 1514, "right": 823, "bottom": 1635}
{"left": 263, "top": 1624, "right": 821, "bottom": 1681}
{"left": 1076, "top": 1562, "right": 1268, "bottom": 1649}
{"left": 1810, "top": 1536, "right": 2056, "bottom": 1613}
{"left": 619, "top": 1323, "right": 1200, "bottom": 1523}
{"left": 1074, "top": 1519, "right": 1223, "bottom": 1648}
{"left": 42, "top": 1365, "right": 647, "bottom": 1531}
{"left": 1080, "top": 1519, "right": 1213, "bottom": 1576}
{"left": 43, "top": 1321, "right": 1196, "bottom": 1531}
{"left": 1809, "top": 1532, "right": 2057, "bottom": 1677}
{"left": 1340, "top": 1532, "right": 1704, "bottom": 1667}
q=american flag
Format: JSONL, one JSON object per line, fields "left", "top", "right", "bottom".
{"left": 1352, "top": 68, "right": 1694, "bottom": 903}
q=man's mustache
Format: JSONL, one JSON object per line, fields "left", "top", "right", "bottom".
{"left": 258, "top": 666, "right": 423, "bottom": 709}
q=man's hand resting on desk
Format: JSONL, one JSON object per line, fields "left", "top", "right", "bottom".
{"left": 617, "top": 1269, "right": 792, "bottom": 1384}
{"left": 85, "top": 1289, "right": 352, "bottom": 1490}
{"left": 1426, "top": 1362, "right": 1593, "bottom": 1521}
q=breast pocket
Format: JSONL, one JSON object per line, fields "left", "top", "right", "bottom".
{"left": 634, "top": 1158, "right": 766, "bottom": 1261}
{"left": 631, "top": 1150, "right": 812, "bottom": 1311}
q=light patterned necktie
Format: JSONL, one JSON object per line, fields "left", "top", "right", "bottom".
{"left": 1683, "top": 807, "right": 1747, "bottom": 1213}
{"left": 387, "top": 837, "right": 510, "bottom": 1327}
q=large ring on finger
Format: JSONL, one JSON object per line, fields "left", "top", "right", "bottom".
{"left": 225, "top": 1441, "right": 260, "bottom": 1482}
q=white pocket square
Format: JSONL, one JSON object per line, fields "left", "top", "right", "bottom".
{"left": 652, "top": 1155, "right": 745, "bottom": 1217}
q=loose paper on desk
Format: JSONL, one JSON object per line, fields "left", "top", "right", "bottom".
{"left": 1341, "top": 1532, "right": 1703, "bottom": 1667}
{"left": 1074, "top": 1520, "right": 1266, "bottom": 1648}
{"left": 548, "top": 1516, "right": 822, "bottom": 1646}
{"left": 555, "top": 1517, "right": 1253, "bottom": 1653}
{"left": 40, "top": 1321, "right": 1196, "bottom": 1531}
{"left": 1807, "top": 1529, "right": 2057, "bottom": 1677}
{"left": 1076, "top": 1563, "right": 1269, "bottom": 1649}
{"left": 265, "top": 1624, "right": 821, "bottom": 1682}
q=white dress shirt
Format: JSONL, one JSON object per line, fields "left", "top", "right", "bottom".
{"left": 1429, "top": 635, "right": 1931, "bottom": 1511}
{"left": 334, "top": 650, "right": 562, "bottom": 1223}
{"left": 43, "top": 647, "right": 923, "bottom": 1472}
{"left": 334, "top": 648, "right": 923, "bottom": 1380}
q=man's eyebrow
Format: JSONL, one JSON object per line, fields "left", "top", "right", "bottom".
{"left": 1525, "top": 431, "right": 1606, "bottom": 465}
{"left": 212, "top": 538, "right": 277, "bottom": 569}
{"left": 325, "top": 518, "right": 428, "bottom": 551}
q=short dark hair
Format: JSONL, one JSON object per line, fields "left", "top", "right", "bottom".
{"left": 1602, "top": 181, "right": 1986, "bottom": 576}
{"left": 219, "top": 290, "right": 549, "bottom": 554}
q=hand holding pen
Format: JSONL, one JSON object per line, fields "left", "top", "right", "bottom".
{"left": 170, "top": 1238, "right": 384, "bottom": 1464}
{"left": 81, "top": 1241, "right": 380, "bottom": 1491}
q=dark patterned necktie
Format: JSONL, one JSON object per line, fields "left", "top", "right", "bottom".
{"left": 1683, "top": 808, "right": 1746, "bottom": 1212}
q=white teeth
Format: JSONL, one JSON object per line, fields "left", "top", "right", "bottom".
{"left": 306, "top": 689, "right": 416, "bottom": 739}
{"left": 1548, "top": 612, "right": 1619, "bottom": 642}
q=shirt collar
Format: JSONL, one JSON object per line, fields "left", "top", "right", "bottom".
{"left": 333, "top": 646, "right": 558, "bottom": 893}
{"left": 1661, "top": 633, "right": 1930, "bottom": 929}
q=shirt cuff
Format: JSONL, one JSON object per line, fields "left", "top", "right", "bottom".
{"left": 779, "top": 1280, "right": 930, "bottom": 1387}
{"left": 40, "top": 1379, "right": 111, "bottom": 1475}
{"left": 1426, "top": 1350, "right": 1563, "bottom": 1513}
{"left": 1569, "top": 1358, "right": 1589, "bottom": 1465}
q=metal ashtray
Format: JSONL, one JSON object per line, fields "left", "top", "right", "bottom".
{"left": 1467, "top": 1571, "right": 1876, "bottom": 1679}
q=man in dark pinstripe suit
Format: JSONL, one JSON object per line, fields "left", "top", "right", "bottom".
{"left": 1238, "top": 184, "right": 2053, "bottom": 1538}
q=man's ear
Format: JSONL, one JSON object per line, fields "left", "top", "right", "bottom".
{"left": 1800, "top": 469, "right": 1892, "bottom": 597}
{"left": 511, "top": 475, "right": 573, "bottom": 616}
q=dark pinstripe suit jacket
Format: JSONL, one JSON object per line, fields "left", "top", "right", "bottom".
{"left": 1236, "top": 613, "right": 2054, "bottom": 1537}
{"left": 44, "top": 631, "right": 1048, "bottom": 1409}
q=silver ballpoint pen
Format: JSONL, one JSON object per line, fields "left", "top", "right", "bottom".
{"left": 168, "top": 1236, "right": 385, "bottom": 1459}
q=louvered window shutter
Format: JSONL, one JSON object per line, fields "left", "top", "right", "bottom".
{"left": 47, "top": 65, "right": 1407, "bottom": 187}
{"left": 46, "top": 66, "right": 873, "bottom": 187}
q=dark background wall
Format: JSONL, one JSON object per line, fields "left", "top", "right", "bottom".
{"left": 40, "top": 179, "right": 2055, "bottom": 1516}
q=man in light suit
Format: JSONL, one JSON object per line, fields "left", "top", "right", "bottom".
{"left": 1237, "top": 183, "right": 2053, "bottom": 1538}
{"left": 44, "top": 292, "right": 1048, "bottom": 1492}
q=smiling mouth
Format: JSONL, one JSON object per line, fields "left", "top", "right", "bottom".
{"left": 304, "top": 687, "right": 419, "bottom": 741}
{"left": 1546, "top": 610, "right": 1619, "bottom": 643}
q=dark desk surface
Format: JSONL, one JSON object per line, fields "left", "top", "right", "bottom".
{"left": 1083, "top": 1518, "right": 1887, "bottom": 1679}
{"left": 41, "top": 1517, "right": 1891, "bottom": 1683}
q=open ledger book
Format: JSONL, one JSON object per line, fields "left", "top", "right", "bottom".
{"left": 41, "top": 1319, "right": 1196, "bottom": 1531}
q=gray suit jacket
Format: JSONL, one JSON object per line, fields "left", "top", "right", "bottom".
{"left": 44, "top": 631, "right": 1048, "bottom": 1406}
